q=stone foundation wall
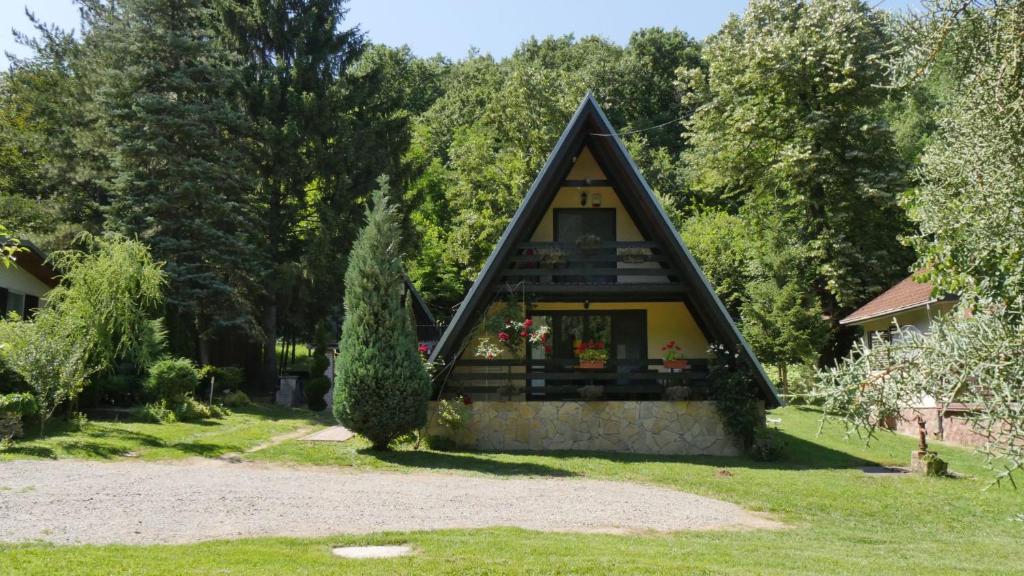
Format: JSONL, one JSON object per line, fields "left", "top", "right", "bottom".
{"left": 425, "top": 401, "right": 743, "bottom": 456}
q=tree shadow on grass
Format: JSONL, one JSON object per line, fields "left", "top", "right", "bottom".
{"left": 2, "top": 445, "right": 57, "bottom": 459}
{"left": 386, "top": 428, "right": 881, "bottom": 474}
{"left": 366, "top": 448, "right": 578, "bottom": 478}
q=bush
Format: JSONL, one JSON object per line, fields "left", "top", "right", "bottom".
{"left": 0, "top": 311, "right": 95, "bottom": 433}
{"left": 0, "top": 392, "right": 39, "bottom": 446}
{"left": 222, "top": 390, "right": 251, "bottom": 408}
{"left": 310, "top": 354, "right": 330, "bottom": 378}
{"left": 85, "top": 371, "right": 145, "bottom": 407}
{"left": 333, "top": 182, "right": 431, "bottom": 450}
{"left": 139, "top": 400, "right": 177, "bottom": 423}
{"left": 145, "top": 358, "right": 199, "bottom": 403}
{"left": 174, "top": 396, "right": 213, "bottom": 421}
{"left": 304, "top": 376, "right": 330, "bottom": 411}
{"left": 200, "top": 365, "right": 245, "bottom": 395}
{"left": 0, "top": 356, "right": 28, "bottom": 394}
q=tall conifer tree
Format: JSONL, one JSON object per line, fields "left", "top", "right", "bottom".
{"left": 86, "top": 0, "right": 263, "bottom": 361}
{"left": 334, "top": 178, "right": 430, "bottom": 450}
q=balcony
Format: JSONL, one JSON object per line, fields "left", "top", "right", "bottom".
{"left": 495, "top": 241, "right": 685, "bottom": 299}
{"left": 445, "top": 358, "right": 711, "bottom": 401}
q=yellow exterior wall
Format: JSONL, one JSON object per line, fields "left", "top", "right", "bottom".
{"left": 529, "top": 146, "right": 645, "bottom": 243}
{"left": 531, "top": 301, "right": 710, "bottom": 360}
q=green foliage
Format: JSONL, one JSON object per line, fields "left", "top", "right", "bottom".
{"left": 334, "top": 179, "right": 431, "bottom": 450}
{"left": 144, "top": 358, "right": 200, "bottom": 404}
{"left": 201, "top": 366, "right": 245, "bottom": 395}
{"left": 0, "top": 391, "right": 38, "bottom": 418}
{"left": 222, "top": 390, "right": 252, "bottom": 408}
{"left": 810, "top": 302, "right": 1024, "bottom": 485}
{"left": 47, "top": 234, "right": 166, "bottom": 373}
{"left": 682, "top": 0, "right": 914, "bottom": 363}
{"left": 435, "top": 396, "right": 469, "bottom": 435}
{"left": 138, "top": 400, "right": 177, "bottom": 424}
{"left": 900, "top": 2, "right": 1024, "bottom": 305}
{"left": 0, "top": 309, "right": 95, "bottom": 432}
{"left": 79, "top": 0, "right": 263, "bottom": 352}
{"left": 303, "top": 376, "right": 330, "bottom": 412}
{"left": 707, "top": 344, "right": 778, "bottom": 459}
{"left": 680, "top": 210, "right": 756, "bottom": 317}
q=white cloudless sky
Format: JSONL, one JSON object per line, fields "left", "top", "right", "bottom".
{"left": 2, "top": 0, "right": 920, "bottom": 69}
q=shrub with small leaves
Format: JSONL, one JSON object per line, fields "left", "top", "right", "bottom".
{"left": 139, "top": 400, "right": 177, "bottom": 424}
{"left": 144, "top": 358, "right": 199, "bottom": 403}
{"left": 303, "top": 376, "right": 330, "bottom": 411}
{"left": 222, "top": 390, "right": 251, "bottom": 408}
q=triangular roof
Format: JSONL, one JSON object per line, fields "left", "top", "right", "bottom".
{"left": 430, "top": 93, "right": 782, "bottom": 407}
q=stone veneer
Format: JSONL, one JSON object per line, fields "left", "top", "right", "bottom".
{"left": 426, "top": 401, "right": 743, "bottom": 456}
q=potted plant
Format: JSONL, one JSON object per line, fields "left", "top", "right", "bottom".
{"left": 661, "top": 340, "right": 688, "bottom": 370}
{"left": 536, "top": 247, "right": 568, "bottom": 266}
{"left": 617, "top": 246, "right": 653, "bottom": 264}
{"left": 576, "top": 339, "right": 608, "bottom": 369}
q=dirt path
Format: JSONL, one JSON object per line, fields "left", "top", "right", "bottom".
{"left": 0, "top": 459, "right": 781, "bottom": 545}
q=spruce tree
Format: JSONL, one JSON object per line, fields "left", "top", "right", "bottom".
{"left": 84, "top": 0, "right": 263, "bottom": 361}
{"left": 334, "top": 178, "right": 430, "bottom": 450}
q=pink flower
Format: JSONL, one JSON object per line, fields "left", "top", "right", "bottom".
{"left": 523, "top": 318, "right": 533, "bottom": 328}
{"left": 418, "top": 344, "right": 429, "bottom": 355}
{"left": 498, "top": 331, "right": 510, "bottom": 342}
{"left": 520, "top": 331, "right": 528, "bottom": 338}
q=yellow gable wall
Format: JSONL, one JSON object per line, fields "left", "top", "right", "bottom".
{"left": 456, "top": 147, "right": 711, "bottom": 364}
{"left": 529, "top": 146, "right": 645, "bottom": 242}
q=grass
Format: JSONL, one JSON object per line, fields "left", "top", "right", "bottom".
{"left": 0, "top": 404, "right": 325, "bottom": 461}
{"left": 1, "top": 405, "right": 1023, "bottom": 575}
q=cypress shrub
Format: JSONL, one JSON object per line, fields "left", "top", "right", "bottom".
{"left": 333, "top": 179, "right": 430, "bottom": 449}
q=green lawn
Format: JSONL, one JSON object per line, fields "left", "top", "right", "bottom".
{"left": 0, "top": 404, "right": 325, "bottom": 462}
{"left": 1, "top": 405, "right": 1022, "bottom": 575}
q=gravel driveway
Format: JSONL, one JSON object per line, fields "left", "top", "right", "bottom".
{"left": 0, "top": 459, "right": 780, "bottom": 544}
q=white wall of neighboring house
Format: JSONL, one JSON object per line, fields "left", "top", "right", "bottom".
{"left": 856, "top": 301, "right": 957, "bottom": 409}
{"left": 0, "top": 263, "right": 51, "bottom": 316}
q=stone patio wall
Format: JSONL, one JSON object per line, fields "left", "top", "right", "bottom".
{"left": 425, "top": 401, "right": 743, "bottom": 456}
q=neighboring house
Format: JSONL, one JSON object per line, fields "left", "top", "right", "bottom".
{"left": 840, "top": 272, "right": 958, "bottom": 347}
{"left": 0, "top": 239, "right": 58, "bottom": 318}
{"left": 840, "top": 273, "right": 983, "bottom": 446}
{"left": 426, "top": 94, "right": 781, "bottom": 455}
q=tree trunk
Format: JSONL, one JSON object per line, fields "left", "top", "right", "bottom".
{"left": 261, "top": 302, "right": 278, "bottom": 392}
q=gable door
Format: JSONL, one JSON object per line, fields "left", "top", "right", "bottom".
{"left": 554, "top": 208, "right": 616, "bottom": 283}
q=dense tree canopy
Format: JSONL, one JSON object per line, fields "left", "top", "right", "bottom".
{"left": 0, "top": 0, "right": 984, "bottom": 393}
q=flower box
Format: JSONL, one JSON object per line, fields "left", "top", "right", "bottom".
{"left": 663, "top": 359, "right": 689, "bottom": 370}
{"left": 578, "top": 360, "right": 606, "bottom": 369}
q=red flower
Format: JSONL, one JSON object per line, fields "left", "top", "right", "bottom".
{"left": 596, "top": 341, "right": 605, "bottom": 349}
{"left": 520, "top": 331, "right": 528, "bottom": 338}
{"left": 498, "top": 331, "right": 510, "bottom": 342}
{"left": 462, "top": 395, "right": 473, "bottom": 405}
{"left": 523, "top": 318, "right": 533, "bottom": 328}
{"left": 418, "top": 344, "right": 429, "bottom": 355}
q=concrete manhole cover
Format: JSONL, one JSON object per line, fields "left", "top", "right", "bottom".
{"left": 331, "top": 545, "right": 413, "bottom": 559}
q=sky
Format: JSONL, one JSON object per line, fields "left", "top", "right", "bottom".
{"left": 1, "top": 0, "right": 920, "bottom": 69}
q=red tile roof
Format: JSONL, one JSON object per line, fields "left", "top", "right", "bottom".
{"left": 840, "top": 273, "right": 955, "bottom": 326}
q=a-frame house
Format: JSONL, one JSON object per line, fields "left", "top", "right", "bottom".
{"left": 426, "top": 93, "right": 781, "bottom": 455}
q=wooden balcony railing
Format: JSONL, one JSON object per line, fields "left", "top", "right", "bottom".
{"left": 495, "top": 241, "right": 686, "bottom": 297}
{"left": 443, "top": 358, "right": 712, "bottom": 401}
